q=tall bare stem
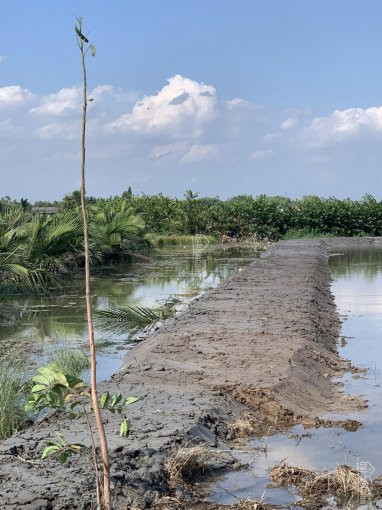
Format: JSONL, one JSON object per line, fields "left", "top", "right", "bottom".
{"left": 76, "top": 17, "right": 111, "bottom": 509}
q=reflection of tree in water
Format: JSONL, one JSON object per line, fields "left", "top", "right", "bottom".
{"left": 0, "top": 244, "right": 258, "bottom": 362}
{"left": 94, "top": 244, "right": 257, "bottom": 297}
{"left": 330, "top": 247, "right": 382, "bottom": 280}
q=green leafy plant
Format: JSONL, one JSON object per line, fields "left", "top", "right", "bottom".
{"left": 25, "top": 365, "right": 138, "bottom": 507}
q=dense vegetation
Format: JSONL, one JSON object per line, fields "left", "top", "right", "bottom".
{"left": 2, "top": 190, "right": 382, "bottom": 291}
{"left": 129, "top": 192, "right": 382, "bottom": 239}
{"left": 0, "top": 201, "right": 145, "bottom": 291}
{"left": 77, "top": 191, "right": 382, "bottom": 239}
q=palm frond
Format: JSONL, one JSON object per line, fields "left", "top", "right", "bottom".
{"left": 94, "top": 305, "right": 159, "bottom": 335}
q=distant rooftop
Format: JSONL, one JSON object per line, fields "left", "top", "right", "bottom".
{"left": 32, "top": 207, "right": 58, "bottom": 214}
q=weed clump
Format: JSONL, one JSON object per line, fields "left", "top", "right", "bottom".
{"left": 271, "top": 462, "right": 373, "bottom": 507}
{"left": 165, "top": 445, "right": 212, "bottom": 488}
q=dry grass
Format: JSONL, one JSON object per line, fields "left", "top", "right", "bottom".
{"left": 152, "top": 496, "right": 275, "bottom": 509}
{"left": 228, "top": 414, "right": 258, "bottom": 439}
{"left": 271, "top": 462, "right": 372, "bottom": 507}
{"left": 271, "top": 463, "right": 312, "bottom": 487}
{"left": 309, "top": 465, "right": 370, "bottom": 499}
{"left": 229, "top": 501, "right": 274, "bottom": 510}
{"left": 165, "top": 445, "right": 212, "bottom": 488}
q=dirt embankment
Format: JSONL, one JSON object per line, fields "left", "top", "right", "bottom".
{"left": 0, "top": 240, "right": 364, "bottom": 509}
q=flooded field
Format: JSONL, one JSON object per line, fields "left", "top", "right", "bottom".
{"left": 0, "top": 243, "right": 258, "bottom": 381}
{"left": 211, "top": 246, "right": 382, "bottom": 509}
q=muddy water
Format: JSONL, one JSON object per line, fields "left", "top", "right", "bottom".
{"left": 0, "top": 244, "right": 257, "bottom": 381}
{"left": 210, "top": 246, "right": 382, "bottom": 508}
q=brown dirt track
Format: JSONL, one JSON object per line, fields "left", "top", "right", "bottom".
{"left": 0, "top": 239, "right": 374, "bottom": 510}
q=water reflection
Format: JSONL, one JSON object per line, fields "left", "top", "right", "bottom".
{"left": 330, "top": 246, "right": 382, "bottom": 280}
{"left": 0, "top": 244, "right": 257, "bottom": 380}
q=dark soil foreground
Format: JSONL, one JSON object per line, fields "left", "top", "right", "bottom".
{"left": 0, "top": 239, "right": 375, "bottom": 510}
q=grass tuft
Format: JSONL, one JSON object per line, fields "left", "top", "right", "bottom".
{"left": 0, "top": 360, "right": 29, "bottom": 440}
{"left": 47, "top": 346, "right": 89, "bottom": 377}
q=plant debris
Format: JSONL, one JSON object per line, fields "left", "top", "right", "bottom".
{"left": 270, "top": 462, "right": 376, "bottom": 508}
{"left": 152, "top": 496, "right": 277, "bottom": 509}
{"left": 165, "top": 445, "right": 214, "bottom": 488}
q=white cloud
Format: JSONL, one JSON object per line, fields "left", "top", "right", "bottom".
{"left": 150, "top": 142, "right": 188, "bottom": 160}
{"left": 0, "top": 86, "right": 34, "bottom": 108}
{"left": 306, "top": 106, "right": 382, "bottom": 146}
{"left": 30, "top": 84, "right": 118, "bottom": 117}
{"left": 106, "top": 74, "right": 217, "bottom": 135}
{"left": 280, "top": 116, "right": 298, "bottom": 130}
{"left": 151, "top": 142, "right": 218, "bottom": 162}
{"left": 181, "top": 143, "right": 218, "bottom": 163}
{"left": 34, "top": 121, "right": 79, "bottom": 140}
{"left": 263, "top": 132, "right": 281, "bottom": 141}
{"left": 90, "top": 84, "right": 121, "bottom": 102}
{"left": 0, "top": 56, "right": 6, "bottom": 63}
{"left": 224, "top": 98, "right": 251, "bottom": 110}
{"left": 250, "top": 149, "right": 273, "bottom": 160}
{"left": 29, "top": 86, "right": 81, "bottom": 116}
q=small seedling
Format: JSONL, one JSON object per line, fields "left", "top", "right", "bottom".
{"left": 26, "top": 365, "right": 138, "bottom": 507}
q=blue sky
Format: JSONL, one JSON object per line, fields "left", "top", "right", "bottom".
{"left": 2, "top": 1, "right": 382, "bottom": 200}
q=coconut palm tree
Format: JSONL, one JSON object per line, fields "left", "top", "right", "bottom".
{"left": 89, "top": 201, "right": 145, "bottom": 260}
{"left": 21, "top": 211, "right": 83, "bottom": 275}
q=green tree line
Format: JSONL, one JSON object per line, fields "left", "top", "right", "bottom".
{"left": 67, "top": 191, "right": 382, "bottom": 239}
{"left": 6, "top": 191, "right": 382, "bottom": 239}
{"left": 2, "top": 190, "right": 382, "bottom": 291}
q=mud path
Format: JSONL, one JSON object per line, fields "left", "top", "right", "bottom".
{"left": 0, "top": 240, "right": 369, "bottom": 509}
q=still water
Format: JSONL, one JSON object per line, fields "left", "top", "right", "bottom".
{"left": 0, "top": 244, "right": 257, "bottom": 381}
{"left": 211, "top": 246, "right": 382, "bottom": 509}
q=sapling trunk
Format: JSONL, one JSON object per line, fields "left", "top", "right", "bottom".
{"left": 82, "top": 403, "right": 102, "bottom": 509}
{"left": 76, "top": 18, "right": 111, "bottom": 509}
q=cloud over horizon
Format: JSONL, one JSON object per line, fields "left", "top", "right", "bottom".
{"left": 2, "top": 75, "right": 382, "bottom": 200}
{"left": 304, "top": 106, "right": 382, "bottom": 146}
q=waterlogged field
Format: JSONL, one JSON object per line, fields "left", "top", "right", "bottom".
{"left": 210, "top": 246, "right": 382, "bottom": 509}
{"left": 0, "top": 244, "right": 258, "bottom": 382}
